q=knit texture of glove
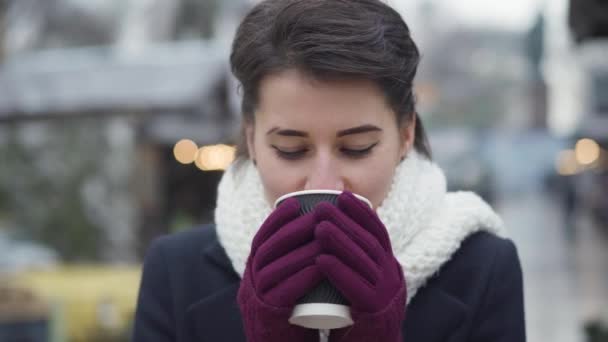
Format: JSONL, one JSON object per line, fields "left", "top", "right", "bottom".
{"left": 314, "top": 192, "right": 407, "bottom": 342}
{"left": 237, "top": 197, "right": 323, "bottom": 342}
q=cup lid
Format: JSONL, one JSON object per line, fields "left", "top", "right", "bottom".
{"left": 274, "top": 190, "right": 372, "bottom": 209}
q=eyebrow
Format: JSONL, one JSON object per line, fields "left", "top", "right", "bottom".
{"left": 266, "top": 124, "right": 382, "bottom": 138}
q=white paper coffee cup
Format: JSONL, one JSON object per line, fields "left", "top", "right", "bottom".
{"left": 274, "top": 190, "right": 372, "bottom": 330}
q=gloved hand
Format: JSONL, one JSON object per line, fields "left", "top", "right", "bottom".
{"left": 314, "top": 191, "right": 406, "bottom": 342}
{"left": 237, "top": 197, "right": 324, "bottom": 342}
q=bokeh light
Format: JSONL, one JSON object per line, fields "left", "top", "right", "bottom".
{"left": 556, "top": 149, "right": 579, "bottom": 176}
{"left": 173, "top": 139, "right": 198, "bottom": 165}
{"left": 194, "top": 144, "right": 236, "bottom": 171}
{"left": 575, "top": 138, "right": 600, "bottom": 165}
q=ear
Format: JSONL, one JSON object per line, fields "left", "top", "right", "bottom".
{"left": 245, "top": 122, "right": 256, "bottom": 162}
{"left": 399, "top": 115, "right": 416, "bottom": 160}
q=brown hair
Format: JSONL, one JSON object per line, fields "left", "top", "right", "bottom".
{"left": 230, "top": 0, "right": 431, "bottom": 160}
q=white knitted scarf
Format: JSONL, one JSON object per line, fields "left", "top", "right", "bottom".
{"left": 215, "top": 152, "right": 506, "bottom": 303}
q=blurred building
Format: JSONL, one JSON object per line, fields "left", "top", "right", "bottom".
{"left": 544, "top": 0, "right": 608, "bottom": 138}
{"left": 566, "top": 0, "right": 608, "bottom": 231}
{"left": 420, "top": 27, "right": 528, "bottom": 130}
{"left": 568, "top": 0, "right": 608, "bottom": 142}
{"left": 526, "top": 13, "right": 548, "bottom": 130}
{"left": 0, "top": 0, "right": 248, "bottom": 261}
{"left": 397, "top": 0, "right": 530, "bottom": 132}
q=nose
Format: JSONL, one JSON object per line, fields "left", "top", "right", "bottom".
{"left": 303, "top": 154, "right": 345, "bottom": 191}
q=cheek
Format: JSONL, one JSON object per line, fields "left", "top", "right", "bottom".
{"left": 256, "top": 153, "right": 304, "bottom": 207}
{"left": 345, "top": 141, "right": 401, "bottom": 209}
{"left": 252, "top": 136, "right": 292, "bottom": 206}
{"left": 347, "top": 159, "right": 397, "bottom": 210}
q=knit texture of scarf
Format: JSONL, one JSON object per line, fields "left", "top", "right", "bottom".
{"left": 215, "top": 152, "right": 506, "bottom": 303}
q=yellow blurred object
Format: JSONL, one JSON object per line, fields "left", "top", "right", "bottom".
{"left": 575, "top": 138, "right": 601, "bottom": 165}
{"left": 556, "top": 149, "right": 580, "bottom": 176}
{"left": 173, "top": 139, "right": 199, "bottom": 164}
{"left": 0, "top": 282, "right": 49, "bottom": 323}
{"left": 195, "top": 144, "right": 236, "bottom": 171}
{"left": 8, "top": 264, "right": 141, "bottom": 342}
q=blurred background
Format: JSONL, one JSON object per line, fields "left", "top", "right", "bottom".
{"left": 0, "top": 0, "right": 606, "bottom": 341}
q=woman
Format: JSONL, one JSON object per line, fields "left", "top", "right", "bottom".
{"left": 133, "top": 0, "right": 526, "bottom": 341}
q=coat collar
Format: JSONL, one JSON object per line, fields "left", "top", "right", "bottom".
{"left": 185, "top": 282, "right": 245, "bottom": 341}
{"left": 185, "top": 235, "right": 244, "bottom": 340}
{"left": 403, "top": 284, "right": 469, "bottom": 341}
{"left": 202, "top": 232, "right": 240, "bottom": 276}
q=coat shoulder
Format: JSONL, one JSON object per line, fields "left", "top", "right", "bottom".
{"left": 457, "top": 231, "right": 518, "bottom": 265}
{"left": 141, "top": 224, "right": 239, "bottom": 303}
{"left": 434, "top": 231, "right": 521, "bottom": 289}
{"left": 135, "top": 225, "right": 240, "bottom": 341}
{"left": 147, "top": 224, "right": 218, "bottom": 260}
{"left": 405, "top": 231, "right": 525, "bottom": 341}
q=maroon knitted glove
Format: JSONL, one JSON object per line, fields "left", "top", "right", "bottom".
{"left": 237, "top": 197, "right": 324, "bottom": 342}
{"left": 314, "top": 191, "right": 406, "bottom": 342}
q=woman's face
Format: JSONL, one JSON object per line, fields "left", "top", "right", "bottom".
{"left": 246, "top": 69, "right": 415, "bottom": 209}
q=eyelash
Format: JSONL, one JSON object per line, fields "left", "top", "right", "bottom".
{"left": 271, "top": 143, "right": 379, "bottom": 160}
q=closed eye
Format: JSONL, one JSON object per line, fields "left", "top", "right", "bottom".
{"left": 341, "top": 142, "right": 378, "bottom": 158}
{"left": 271, "top": 146, "right": 308, "bottom": 160}
{"left": 271, "top": 142, "right": 379, "bottom": 161}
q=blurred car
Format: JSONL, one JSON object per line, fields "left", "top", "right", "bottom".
{"left": 0, "top": 231, "right": 59, "bottom": 275}
{"left": 589, "top": 169, "right": 608, "bottom": 228}
{"left": 484, "top": 130, "right": 569, "bottom": 195}
{"left": 0, "top": 283, "right": 50, "bottom": 342}
{"left": 0, "top": 231, "right": 57, "bottom": 341}
{"left": 551, "top": 135, "right": 608, "bottom": 231}
{"left": 0, "top": 229, "right": 141, "bottom": 341}
{"left": 582, "top": 137, "right": 608, "bottom": 230}
{"left": 428, "top": 128, "right": 495, "bottom": 204}
{"left": 7, "top": 264, "right": 141, "bottom": 342}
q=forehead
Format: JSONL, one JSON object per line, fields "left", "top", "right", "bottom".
{"left": 256, "top": 69, "right": 395, "bottom": 129}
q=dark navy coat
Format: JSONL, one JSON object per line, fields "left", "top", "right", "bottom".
{"left": 133, "top": 224, "right": 526, "bottom": 341}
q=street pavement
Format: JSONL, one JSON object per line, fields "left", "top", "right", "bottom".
{"left": 496, "top": 189, "right": 608, "bottom": 342}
